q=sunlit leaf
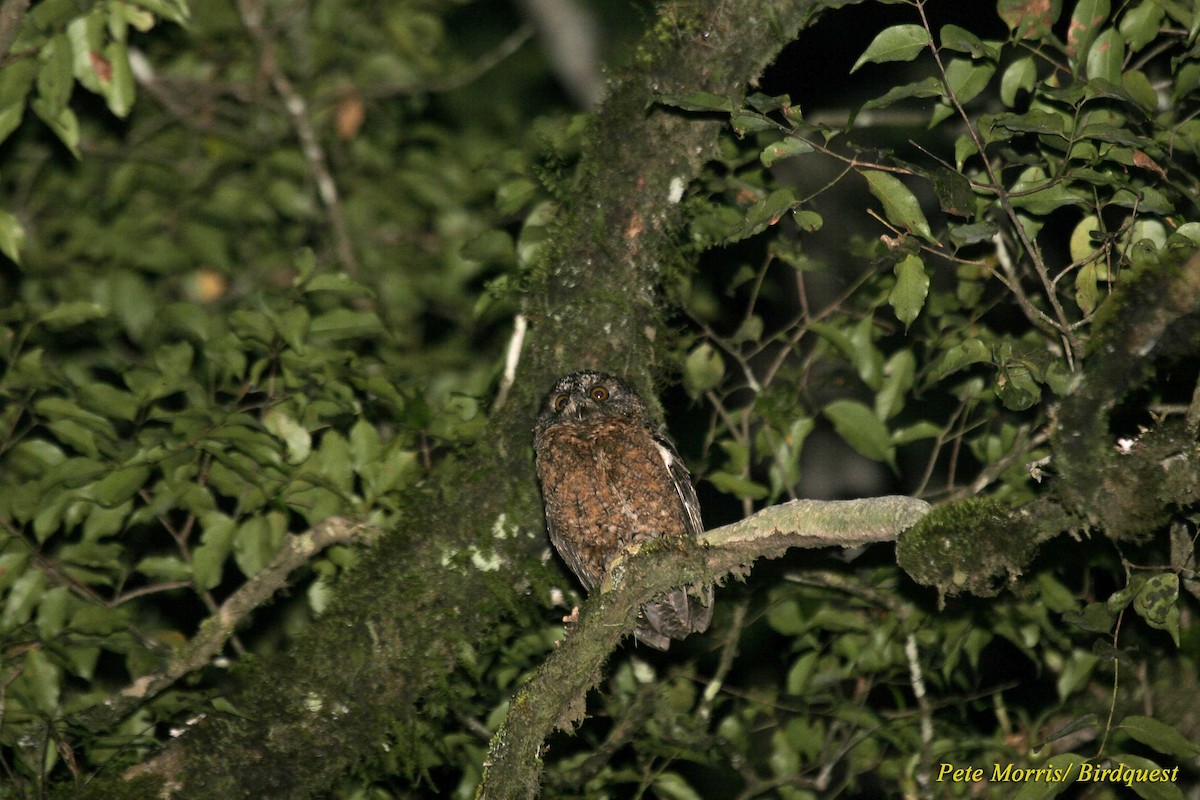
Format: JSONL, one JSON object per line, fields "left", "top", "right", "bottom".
{"left": 1086, "top": 28, "right": 1123, "bottom": 83}
{"left": 683, "top": 342, "right": 724, "bottom": 399}
{"left": 888, "top": 254, "right": 929, "bottom": 327}
{"left": 1066, "top": 0, "right": 1110, "bottom": 63}
{"left": 1120, "top": 716, "right": 1200, "bottom": 758}
{"left": 860, "top": 170, "right": 934, "bottom": 242}
{"left": 823, "top": 399, "right": 896, "bottom": 468}
{"left": 850, "top": 25, "right": 930, "bottom": 73}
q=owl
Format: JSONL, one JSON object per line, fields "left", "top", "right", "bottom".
{"left": 533, "top": 370, "right": 713, "bottom": 650}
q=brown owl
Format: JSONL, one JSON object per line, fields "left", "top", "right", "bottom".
{"left": 533, "top": 370, "right": 713, "bottom": 650}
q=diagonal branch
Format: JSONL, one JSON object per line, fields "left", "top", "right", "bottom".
{"left": 479, "top": 496, "right": 930, "bottom": 799}
{"left": 74, "top": 517, "right": 377, "bottom": 736}
{"left": 236, "top": 0, "right": 359, "bottom": 274}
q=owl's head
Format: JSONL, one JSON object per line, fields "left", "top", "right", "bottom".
{"left": 535, "top": 371, "right": 648, "bottom": 428}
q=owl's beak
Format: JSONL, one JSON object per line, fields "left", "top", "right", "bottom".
{"left": 566, "top": 398, "right": 590, "bottom": 420}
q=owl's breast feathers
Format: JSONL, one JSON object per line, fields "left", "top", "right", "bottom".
{"left": 534, "top": 414, "right": 713, "bottom": 649}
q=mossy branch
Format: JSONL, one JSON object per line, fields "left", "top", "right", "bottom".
{"left": 1054, "top": 248, "right": 1200, "bottom": 539}
{"left": 478, "top": 496, "right": 930, "bottom": 800}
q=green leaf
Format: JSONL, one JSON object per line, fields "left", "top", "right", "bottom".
{"left": 823, "top": 399, "right": 895, "bottom": 468}
{"left": 37, "top": 34, "right": 74, "bottom": 115}
{"left": 888, "top": 254, "right": 929, "bottom": 327}
{"left": 760, "top": 137, "right": 812, "bottom": 167}
{"left": 1075, "top": 262, "right": 1100, "bottom": 315}
{"left": 850, "top": 25, "right": 930, "bottom": 73}
{"left": 136, "top": 555, "right": 193, "bottom": 581}
{"left": 860, "top": 170, "right": 934, "bottom": 242}
{"left": 1121, "top": 69, "right": 1157, "bottom": 112}
{"left": 155, "top": 341, "right": 194, "bottom": 378}
{"left": 31, "top": 98, "right": 80, "bottom": 156}
{"left": 233, "top": 514, "right": 285, "bottom": 577}
{"left": 875, "top": 349, "right": 915, "bottom": 420}
{"left": 730, "top": 111, "right": 774, "bottom": 136}
{"left": 78, "top": 382, "right": 139, "bottom": 422}
{"left": 1133, "top": 573, "right": 1180, "bottom": 644}
{"left": 38, "top": 300, "right": 108, "bottom": 329}
{"left": 652, "top": 772, "right": 703, "bottom": 800}
{"left": 706, "top": 471, "right": 769, "bottom": 500}
{"left": 1119, "top": 1, "right": 1165, "bottom": 52}
{"left": 19, "top": 647, "right": 63, "bottom": 715}
{"left": 998, "top": 0, "right": 1062, "bottom": 40}
{"left": 104, "top": 41, "right": 136, "bottom": 117}
{"left": 1086, "top": 28, "right": 1124, "bottom": 83}
{"left": 193, "top": 513, "right": 236, "bottom": 591}
{"left": 0, "top": 208, "right": 24, "bottom": 267}
{"left": 859, "top": 76, "right": 944, "bottom": 113}
{"left": 1067, "top": 0, "right": 1110, "bottom": 65}
{"left": 929, "top": 166, "right": 974, "bottom": 217}
{"left": 1010, "top": 167, "right": 1085, "bottom": 215}
{"left": 683, "top": 342, "right": 724, "bottom": 399}
{"left": 1001, "top": 57, "right": 1038, "bottom": 107}
{"left": 930, "top": 59, "right": 996, "bottom": 127}
{"left": 995, "top": 361, "right": 1041, "bottom": 410}
{"left": 786, "top": 651, "right": 818, "bottom": 695}
{"left": 1062, "top": 602, "right": 1115, "bottom": 632}
{"left": 264, "top": 408, "right": 312, "bottom": 464}
{"left": 793, "top": 209, "right": 823, "bottom": 232}
{"left": 88, "top": 465, "right": 150, "bottom": 507}
{"left": 939, "top": 25, "right": 998, "bottom": 60}
{"left": 309, "top": 308, "right": 383, "bottom": 340}
{"left": 992, "top": 109, "right": 1067, "bottom": 137}
{"left": 892, "top": 421, "right": 941, "bottom": 444}
{"left": 730, "top": 188, "right": 796, "bottom": 242}
{"left": 1120, "top": 716, "right": 1200, "bottom": 758}
{"left": 2, "top": 568, "right": 47, "bottom": 629}
{"left": 0, "top": 59, "right": 36, "bottom": 146}
{"left": 496, "top": 178, "right": 536, "bottom": 215}
{"left": 948, "top": 221, "right": 999, "bottom": 247}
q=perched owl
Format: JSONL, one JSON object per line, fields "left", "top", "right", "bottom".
{"left": 533, "top": 370, "right": 713, "bottom": 650}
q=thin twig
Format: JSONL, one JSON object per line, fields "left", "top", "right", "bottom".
{"left": 0, "top": 0, "right": 30, "bottom": 64}
{"left": 236, "top": 0, "right": 359, "bottom": 274}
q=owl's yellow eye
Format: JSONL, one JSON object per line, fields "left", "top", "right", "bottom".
{"left": 590, "top": 385, "right": 609, "bottom": 402}
{"left": 553, "top": 393, "right": 570, "bottom": 412}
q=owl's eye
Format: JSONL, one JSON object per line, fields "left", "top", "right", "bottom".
{"left": 553, "top": 393, "right": 570, "bottom": 412}
{"left": 590, "top": 385, "right": 609, "bottom": 402}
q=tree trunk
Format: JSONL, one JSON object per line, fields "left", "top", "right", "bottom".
{"left": 73, "top": 1, "right": 845, "bottom": 797}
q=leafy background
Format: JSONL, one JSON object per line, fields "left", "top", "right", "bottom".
{"left": 1, "top": 0, "right": 1198, "bottom": 797}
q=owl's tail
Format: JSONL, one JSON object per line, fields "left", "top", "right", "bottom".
{"left": 635, "top": 584, "right": 714, "bottom": 650}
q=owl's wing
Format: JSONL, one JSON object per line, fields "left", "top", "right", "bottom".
{"left": 545, "top": 516, "right": 600, "bottom": 592}
{"left": 650, "top": 430, "right": 704, "bottom": 538}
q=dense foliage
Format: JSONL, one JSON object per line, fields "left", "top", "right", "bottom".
{"left": 0, "top": 0, "right": 1198, "bottom": 798}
